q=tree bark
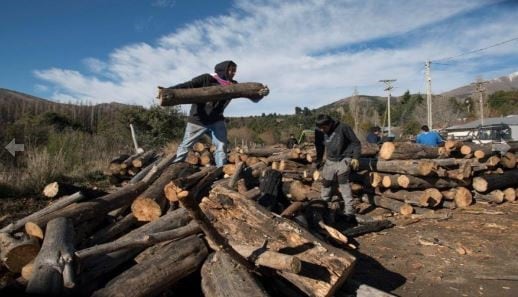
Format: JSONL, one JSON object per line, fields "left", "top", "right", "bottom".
{"left": 92, "top": 235, "right": 208, "bottom": 297}
{"left": 42, "top": 182, "right": 105, "bottom": 199}
{"left": 361, "top": 158, "right": 437, "bottom": 176}
{"left": 201, "top": 252, "right": 270, "bottom": 297}
{"left": 79, "top": 208, "right": 192, "bottom": 284}
{"left": 379, "top": 142, "right": 441, "bottom": 160}
{"left": 397, "top": 175, "right": 470, "bottom": 189}
{"left": 472, "top": 169, "right": 518, "bottom": 192}
{"left": 231, "top": 243, "right": 302, "bottom": 273}
{"left": 202, "top": 186, "right": 355, "bottom": 297}
{"left": 381, "top": 189, "right": 442, "bottom": 208}
{"left": 159, "top": 82, "right": 268, "bottom": 106}
{"left": 361, "top": 195, "right": 414, "bottom": 215}
{"left": 26, "top": 217, "right": 75, "bottom": 295}
{"left": 474, "top": 190, "right": 505, "bottom": 204}
{"left": 83, "top": 213, "right": 138, "bottom": 247}
{"left": 0, "top": 232, "right": 40, "bottom": 273}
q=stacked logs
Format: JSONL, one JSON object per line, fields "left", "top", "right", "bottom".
{"left": 0, "top": 150, "right": 362, "bottom": 297}
{"left": 104, "top": 150, "right": 159, "bottom": 185}
{"left": 364, "top": 141, "right": 517, "bottom": 215}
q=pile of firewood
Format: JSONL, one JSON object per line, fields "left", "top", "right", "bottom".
{"left": 104, "top": 150, "right": 159, "bottom": 185}
{"left": 361, "top": 140, "right": 517, "bottom": 215}
{"left": 0, "top": 148, "right": 368, "bottom": 297}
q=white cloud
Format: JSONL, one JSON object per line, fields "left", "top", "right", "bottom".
{"left": 83, "top": 58, "right": 107, "bottom": 74}
{"left": 34, "top": 0, "right": 517, "bottom": 116}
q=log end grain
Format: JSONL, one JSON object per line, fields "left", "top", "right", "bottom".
{"left": 379, "top": 142, "right": 395, "bottom": 160}
{"left": 131, "top": 197, "right": 162, "bottom": 222}
{"left": 399, "top": 203, "right": 414, "bottom": 215}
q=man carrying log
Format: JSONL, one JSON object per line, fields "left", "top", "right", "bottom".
{"left": 314, "top": 114, "right": 362, "bottom": 222}
{"left": 164, "top": 60, "right": 269, "bottom": 167}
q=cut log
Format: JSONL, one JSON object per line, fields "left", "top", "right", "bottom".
{"left": 131, "top": 163, "right": 192, "bottom": 221}
{"left": 120, "top": 151, "right": 144, "bottom": 169}
{"left": 228, "top": 162, "right": 245, "bottom": 189}
{"left": 25, "top": 222, "right": 44, "bottom": 240}
{"left": 361, "top": 195, "right": 414, "bottom": 215}
{"left": 232, "top": 243, "right": 302, "bottom": 273}
{"left": 500, "top": 152, "right": 517, "bottom": 169}
{"left": 92, "top": 235, "right": 208, "bottom": 297}
{"left": 75, "top": 220, "right": 201, "bottom": 260}
{"left": 360, "top": 143, "right": 380, "bottom": 156}
{"left": 441, "top": 187, "right": 472, "bottom": 208}
{"left": 369, "top": 172, "right": 385, "bottom": 188}
{"left": 131, "top": 150, "right": 156, "bottom": 168}
{"left": 201, "top": 252, "right": 270, "bottom": 297}
{"left": 381, "top": 189, "right": 442, "bottom": 208}
{"left": 26, "top": 217, "right": 75, "bottom": 295}
{"left": 472, "top": 169, "right": 518, "bottom": 192}
{"left": 85, "top": 213, "right": 138, "bottom": 246}
{"left": 199, "top": 150, "right": 214, "bottom": 166}
{"left": 474, "top": 190, "right": 505, "bottom": 204}
{"left": 378, "top": 142, "right": 441, "bottom": 160}
{"left": 503, "top": 188, "right": 516, "bottom": 202}
{"left": 0, "top": 232, "right": 40, "bottom": 273}
{"left": 202, "top": 186, "right": 356, "bottom": 297}
{"left": 289, "top": 180, "right": 319, "bottom": 201}
{"left": 42, "top": 182, "right": 105, "bottom": 199}
{"left": 242, "top": 147, "right": 287, "bottom": 157}
{"left": 21, "top": 260, "right": 34, "bottom": 281}
{"left": 159, "top": 82, "right": 268, "bottom": 106}
{"left": 444, "top": 139, "right": 463, "bottom": 151}
{"left": 381, "top": 175, "right": 400, "bottom": 189}
{"left": 281, "top": 201, "right": 305, "bottom": 218}
{"left": 193, "top": 142, "right": 207, "bottom": 153}
{"left": 397, "top": 175, "right": 470, "bottom": 189}
{"left": 79, "top": 208, "right": 192, "bottom": 284}
{"left": 363, "top": 159, "right": 437, "bottom": 176}
{"left": 0, "top": 192, "right": 86, "bottom": 234}
{"left": 460, "top": 143, "right": 492, "bottom": 157}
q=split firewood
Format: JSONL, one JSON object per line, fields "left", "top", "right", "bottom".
{"left": 92, "top": 235, "right": 208, "bottom": 297}
{"left": 26, "top": 217, "right": 75, "bottom": 295}
{"left": 378, "top": 142, "right": 441, "bottom": 160}
{"left": 0, "top": 232, "right": 40, "bottom": 273}
{"left": 158, "top": 82, "right": 268, "bottom": 106}
{"left": 201, "top": 252, "right": 270, "bottom": 297}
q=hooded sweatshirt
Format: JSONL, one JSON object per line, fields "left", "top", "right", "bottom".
{"left": 169, "top": 60, "right": 237, "bottom": 125}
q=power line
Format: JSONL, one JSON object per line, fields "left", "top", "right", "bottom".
{"left": 433, "top": 36, "right": 518, "bottom": 62}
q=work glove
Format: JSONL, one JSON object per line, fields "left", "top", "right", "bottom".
{"left": 350, "top": 159, "right": 359, "bottom": 171}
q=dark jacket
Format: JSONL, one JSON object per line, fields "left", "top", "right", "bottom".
{"left": 315, "top": 121, "right": 361, "bottom": 162}
{"left": 286, "top": 137, "right": 297, "bottom": 149}
{"left": 366, "top": 132, "right": 381, "bottom": 144}
{"left": 168, "top": 61, "right": 237, "bottom": 125}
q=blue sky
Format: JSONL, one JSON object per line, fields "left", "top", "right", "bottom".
{"left": 1, "top": 0, "right": 517, "bottom": 116}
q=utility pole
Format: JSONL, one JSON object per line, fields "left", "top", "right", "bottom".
{"left": 471, "top": 80, "right": 489, "bottom": 126}
{"left": 379, "top": 79, "right": 397, "bottom": 138}
{"left": 425, "top": 61, "right": 433, "bottom": 129}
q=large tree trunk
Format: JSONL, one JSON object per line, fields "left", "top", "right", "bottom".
{"left": 84, "top": 213, "right": 138, "bottom": 247}
{"left": 201, "top": 252, "right": 271, "bottom": 297}
{"left": 92, "top": 235, "right": 208, "bottom": 297}
{"left": 200, "top": 186, "right": 355, "bottom": 297}
{"left": 159, "top": 82, "right": 267, "bottom": 106}
{"left": 0, "top": 232, "right": 40, "bottom": 273}
{"left": 472, "top": 169, "right": 518, "bottom": 192}
{"left": 378, "top": 142, "right": 441, "bottom": 160}
{"left": 26, "top": 217, "right": 75, "bottom": 295}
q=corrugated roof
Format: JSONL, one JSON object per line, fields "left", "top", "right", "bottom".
{"left": 445, "top": 115, "right": 518, "bottom": 130}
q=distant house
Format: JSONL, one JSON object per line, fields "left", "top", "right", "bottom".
{"left": 443, "top": 115, "right": 518, "bottom": 142}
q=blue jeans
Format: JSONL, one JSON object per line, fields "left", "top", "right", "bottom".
{"left": 174, "top": 121, "right": 227, "bottom": 167}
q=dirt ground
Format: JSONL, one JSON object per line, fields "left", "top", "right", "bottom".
{"left": 350, "top": 201, "right": 518, "bottom": 297}
{"left": 1, "top": 196, "right": 517, "bottom": 297}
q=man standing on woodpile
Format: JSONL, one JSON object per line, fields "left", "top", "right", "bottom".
{"left": 314, "top": 114, "right": 362, "bottom": 222}
{"left": 167, "top": 60, "right": 269, "bottom": 167}
{"left": 286, "top": 134, "right": 298, "bottom": 148}
{"left": 416, "top": 125, "right": 443, "bottom": 147}
{"left": 366, "top": 126, "right": 382, "bottom": 144}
